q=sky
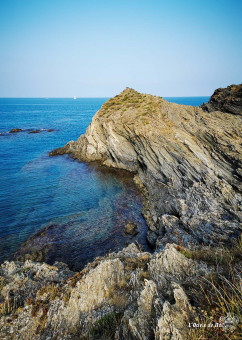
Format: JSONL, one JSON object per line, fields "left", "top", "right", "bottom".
{"left": 0, "top": 0, "right": 241, "bottom": 97}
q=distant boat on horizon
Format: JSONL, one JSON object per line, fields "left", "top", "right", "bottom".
{"left": 73, "top": 96, "right": 77, "bottom": 100}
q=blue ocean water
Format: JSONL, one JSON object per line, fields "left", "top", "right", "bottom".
{"left": 163, "top": 96, "right": 209, "bottom": 106}
{"left": 0, "top": 96, "right": 209, "bottom": 269}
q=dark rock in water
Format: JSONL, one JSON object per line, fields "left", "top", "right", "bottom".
{"left": 28, "top": 130, "right": 41, "bottom": 134}
{"left": 7, "top": 128, "right": 53, "bottom": 135}
{"left": 13, "top": 226, "right": 54, "bottom": 263}
{"left": 124, "top": 222, "right": 138, "bottom": 236}
{"left": 28, "top": 128, "right": 54, "bottom": 134}
{"left": 9, "top": 128, "right": 23, "bottom": 133}
{"left": 201, "top": 83, "right": 242, "bottom": 115}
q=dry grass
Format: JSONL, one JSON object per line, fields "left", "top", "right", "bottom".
{"left": 188, "top": 271, "right": 241, "bottom": 339}
{"left": 31, "top": 300, "right": 49, "bottom": 317}
{"left": 83, "top": 312, "right": 123, "bottom": 340}
{"left": 138, "top": 270, "right": 150, "bottom": 281}
{"left": 109, "top": 294, "right": 127, "bottom": 308}
{"left": 176, "top": 235, "right": 242, "bottom": 268}
{"left": 98, "top": 87, "right": 163, "bottom": 122}
{"left": 37, "top": 284, "right": 61, "bottom": 301}
{"left": 184, "top": 236, "right": 242, "bottom": 339}
{"left": 0, "top": 276, "right": 5, "bottom": 291}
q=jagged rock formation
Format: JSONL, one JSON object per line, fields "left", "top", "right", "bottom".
{"left": 0, "top": 243, "right": 211, "bottom": 339}
{"left": 1, "top": 85, "right": 241, "bottom": 339}
{"left": 50, "top": 86, "right": 242, "bottom": 249}
{"left": 201, "top": 84, "right": 242, "bottom": 115}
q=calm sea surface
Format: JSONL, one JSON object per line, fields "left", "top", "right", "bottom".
{"left": 0, "top": 96, "right": 209, "bottom": 269}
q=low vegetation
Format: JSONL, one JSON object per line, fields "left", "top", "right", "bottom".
{"left": 176, "top": 236, "right": 242, "bottom": 339}
{"left": 82, "top": 312, "right": 123, "bottom": 340}
{"left": 99, "top": 87, "right": 163, "bottom": 121}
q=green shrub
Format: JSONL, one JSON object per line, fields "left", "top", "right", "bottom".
{"left": 89, "top": 312, "right": 123, "bottom": 339}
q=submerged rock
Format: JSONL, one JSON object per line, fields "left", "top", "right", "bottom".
{"left": 28, "top": 130, "right": 41, "bottom": 134}
{"left": 124, "top": 223, "right": 138, "bottom": 236}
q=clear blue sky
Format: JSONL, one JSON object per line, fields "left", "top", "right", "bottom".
{"left": 0, "top": 0, "right": 241, "bottom": 97}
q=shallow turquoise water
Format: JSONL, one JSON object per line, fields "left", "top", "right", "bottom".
{"left": 0, "top": 96, "right": 209, "bottom": 269}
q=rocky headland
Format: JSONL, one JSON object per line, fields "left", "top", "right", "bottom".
{"left": 1, "top": 84, "right": 241, "bottom": 339}
{"left": 50, "top": 84, "right": 242, "bottom": 249}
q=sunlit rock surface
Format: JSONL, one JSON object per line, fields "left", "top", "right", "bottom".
{"left": 0, "top": 244, "right": 209, "bottom": 339}
{"left": 50, "top": 86, "right": 242, "bottom": 248}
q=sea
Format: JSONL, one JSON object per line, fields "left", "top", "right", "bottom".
{"left": 0, "top": 96, "right": 209, "bottom": 270}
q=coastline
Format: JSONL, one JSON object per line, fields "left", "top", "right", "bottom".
{"left": 0, "top": 85, "right": 241, "bottom": 339}
{"left": 50, "top": 86, "right": 242, "bottom": 249}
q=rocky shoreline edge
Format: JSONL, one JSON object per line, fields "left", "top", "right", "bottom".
{"left": 0, "top": 84, "right": 241, "bottom": 339}
{"left": 50, "top": 84, "right": 242, "bottom": 249}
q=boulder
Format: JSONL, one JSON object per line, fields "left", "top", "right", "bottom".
{"left": 124, "top": 223, "right": 138, "bottom": 236}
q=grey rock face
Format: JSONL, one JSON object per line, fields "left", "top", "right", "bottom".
{"left": 50, "top": 87, "right": 242, "bottom": 249}
{"left": 0, "top": 244, "right": 206, "bottom": 340}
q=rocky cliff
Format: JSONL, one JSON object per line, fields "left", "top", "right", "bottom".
{"left": 201, "top": 84, "right": 242, "bottom": 115}
{"left": 50, "top": 85, "right": 242, "bottom": 249}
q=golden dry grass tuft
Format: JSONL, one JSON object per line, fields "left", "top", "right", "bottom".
{"left": 185, "top": 236, "right": 242, "bottom": 339}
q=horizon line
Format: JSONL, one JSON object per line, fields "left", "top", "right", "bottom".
{"left": 0, "top": 95, "right": 211, "bottom": 99}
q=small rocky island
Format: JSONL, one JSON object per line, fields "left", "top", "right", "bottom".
{"left": 0, "top": 84, "right": 241, "bottom": 339}
{"left": 5, "top": 128, "right": 54, "bottom": 135}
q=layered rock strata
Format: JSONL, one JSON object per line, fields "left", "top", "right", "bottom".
{"left": 50, "top": 86, "right": 242, "bottom": 248}
{"left": 201, "top": 83, "right": 242, "bottom": 115}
